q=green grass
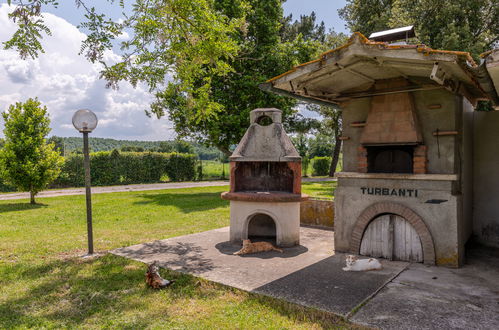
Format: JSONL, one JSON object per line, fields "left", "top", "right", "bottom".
{"left": 0, "top": 183, "right": 354, "bottom": 329}
{"left": 302, "top": 182, "right": 337, "bottom": 199}
{"left": 198, "top": 160, "right": 229, "bottom": 180}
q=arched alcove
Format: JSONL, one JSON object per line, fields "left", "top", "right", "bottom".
{"left": 247, "top": 213, "right": 277, "bottom": 243}
{"left": 350, "top": 202, "right": 436, "bottom": 265}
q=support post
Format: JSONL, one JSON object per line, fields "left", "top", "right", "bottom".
{"left": 83, "top": 132, "right": 94, "bottom": 255}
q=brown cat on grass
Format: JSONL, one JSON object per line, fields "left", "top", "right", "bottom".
{"left": 233, "top": 239, "right": 283, "bottom": 255}
{"left": 146, "top": 261, "right": 174, "bottom": 289}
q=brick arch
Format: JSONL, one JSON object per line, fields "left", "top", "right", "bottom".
{"left": 349, "top": 202, "right": 435, "bottom": 265}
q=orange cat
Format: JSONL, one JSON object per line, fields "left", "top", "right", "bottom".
{"left": 234, "top": 239, "right": 283, "bottom": 255}
{"left": 145, "top": 261, "right": 174, "bottom": 289}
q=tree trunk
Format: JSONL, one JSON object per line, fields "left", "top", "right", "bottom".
{"left": 30, "top": 191, "right": 36, "bottom": 204}
{"left": 218, "top": 145, "right": 232, "bottom": 158}
{"left": 329, "top": 131, "right": 342, "bottom": 177}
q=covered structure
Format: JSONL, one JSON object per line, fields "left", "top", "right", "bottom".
{"left": 261, "top": 32, "right": 499, "bottom": 267}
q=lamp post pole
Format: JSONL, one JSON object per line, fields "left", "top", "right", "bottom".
{"left": 72, "top": 109, "right": 98, "bottom": 256}
{"left": 83, "top": 131, "right": 94, "bottom": 255}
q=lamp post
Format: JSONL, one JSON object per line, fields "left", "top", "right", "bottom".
{"left": 72, "top": 109, "right": 98, "bottom": 255}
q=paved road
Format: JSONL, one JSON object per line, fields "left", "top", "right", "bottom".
{"left": 0, "top": 177, "right": 336, "bottom": 201}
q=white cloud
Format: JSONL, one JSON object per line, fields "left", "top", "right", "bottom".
{"left": 0, "top": 4, "right": 173, "bottom": 141}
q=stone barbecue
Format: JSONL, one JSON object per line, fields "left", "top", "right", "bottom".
{"left": 261, "top": 30, "right": 499, "bottom": 267}
{"left": 221, "top": 108, "right": 307, "bottom": 247}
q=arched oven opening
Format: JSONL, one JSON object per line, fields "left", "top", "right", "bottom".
{"left": 247, "top": 213, "right": 277, "bottom": 245}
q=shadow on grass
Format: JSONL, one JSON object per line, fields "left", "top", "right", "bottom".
{"left": 133, "top": 192, "right": 228, "bottom": 213}
{"left": 0, "top": 254, "right": 196, "bottom": 328}
{"left": 0, "top": 202, "right": 47, "bottom": 213}
{"left": 0, "top": 253, "right": 356, "bottom": 328}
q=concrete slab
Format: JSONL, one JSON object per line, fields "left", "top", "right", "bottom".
{"left": 352, "top": 245, "right": 499, "bottom": 329}
{"left": 111, "top": 226, "right": 407, "bottom": 316}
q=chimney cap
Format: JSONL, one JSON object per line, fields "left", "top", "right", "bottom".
{"left": 250, "top": 108, "right": 282, "bottom": 124}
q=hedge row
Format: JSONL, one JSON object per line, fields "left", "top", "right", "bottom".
{"left": 54, "top": 151, "right": 197, "bottom": 187}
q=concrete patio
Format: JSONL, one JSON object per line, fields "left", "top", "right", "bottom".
{"left": 111, "top": 227, "right": 499, "bottom": 329}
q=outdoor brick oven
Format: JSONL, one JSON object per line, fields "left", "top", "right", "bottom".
{"left": 260, "top": 29, "right": 499, "bottom": 267}
{"left": 221, "top": 108, "right": 307, "bottom": 247}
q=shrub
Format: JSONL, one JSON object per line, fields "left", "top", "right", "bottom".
{"left": 312, "top": 157, "right": 331, "bottom": 176}
{"left": 52, "top": 151, "right": 196, "bottom": 187}
{"left": 165, "top": 152, "right": 197, "bottom": 182}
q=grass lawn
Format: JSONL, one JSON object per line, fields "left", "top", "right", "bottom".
{"left": 0, "top": 182, "right": 353, "bottom": 329}
{"left": 199, "top": 160, "right": 229, "bottom": 180}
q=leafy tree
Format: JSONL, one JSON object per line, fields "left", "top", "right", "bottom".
{"left": 160, "top": 0, "right": 323, "bottom": 154}
{"left": 173, "top": 140, "right": 195, "bottom": 154}
{"left": 157, "top": 141, "right": 174, "bottom": 153}
{"left": 47, "top": 136, "right": 65, "bottom": 156}
{"left": 4, "top": 0, "right": 246, "bottom": 125}
{"left": 121, "top": 145, "right": 145, "bottom": 152}
{"left": 3, "top": 0, "right": 323, "bottom": 155}
{"left": 317, "top": 106, "right": 343, "bottom": 176}
{"left": 339, "top": 0, "right": 498, "bottom": 59}
{"left": 281, "top": 11, "right": 326, "bottom": 42}
{"left": 309, "top": 134, "right": 333, "bottom": 158}
{"left": 0, "top": 98, "right": 64, "bottom": 204}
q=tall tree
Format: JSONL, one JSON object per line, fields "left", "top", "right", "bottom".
{"left": 281, "top": 11, "right": 326, "bottom": 42}
{"left": 339, "top": 0, "right": 498, "bottom": 59}
{"left": 0, "top": 98, "right": 64, "bottom": 204}
{"left": 317, "top": 106, "right": 343, "bottom": 176}
{"left": 159, "top": 0, "right": 323, "bottom": 154}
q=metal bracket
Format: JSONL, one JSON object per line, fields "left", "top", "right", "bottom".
{"left": 430, "top": 62, "right": 446, "bottom": 85}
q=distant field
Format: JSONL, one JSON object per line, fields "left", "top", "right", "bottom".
{"left": 198, "top": 159, "right": 341, "bottom": 181}
{"left": 198, "top": 160, "right": 229, "bottom": 180}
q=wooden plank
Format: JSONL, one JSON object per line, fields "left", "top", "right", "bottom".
{"left": 432, "top": 130, "right": 459, "bottom": 136}
{"left": 393, "top": 216, "right": 423, "bottom": 262}
{"left": 350, "top": 121, "right": 366, "bottom": 128}
{"left": 360, "top": 215, "right": 390, "bottom": 259}
{"left": 387, "top": 215, "right": 394, "bottom": 261}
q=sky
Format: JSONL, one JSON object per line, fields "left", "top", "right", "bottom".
{"left": 0, "top": 1, "right": 348, "bottom": 141}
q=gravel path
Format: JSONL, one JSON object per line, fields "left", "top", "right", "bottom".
{"left": 0, "top": 177, "right": 335, "bottom": 201}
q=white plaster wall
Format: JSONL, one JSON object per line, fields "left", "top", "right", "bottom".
{"left": 229, "top": 201, "right": 300, "bottom": 247}
{"left": 473, "top": 111, "right": 499, "bottom": 248}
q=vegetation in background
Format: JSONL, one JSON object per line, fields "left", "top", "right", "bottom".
{"left": 282, "top": 15, "right": 347, "bottom": 177}
{"left": 55, "top": 151, "right": 196, "bottom": 187}
{"left": 312, "top": 157, "right": 332, "bottom": 177}
{"left": 339, "top": 0, "right": 498, "bottom": 60}
{"left": 45, "top": 137, "right": 222, "bottom": 160}
{"left": 0, "top": 98, "right": 64, "bottom": 203}
{"left": 3, "top": 1, "right": 340, "bottom": 156}
{"left": 314, "top": 106, "right": 343, "bottom": 177}
{"left": 164, "top": 0, "right": 325, "bottom": 155}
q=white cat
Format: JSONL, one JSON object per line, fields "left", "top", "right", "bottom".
{"left": 342, "top": 255, "right": 383, "bottom": 271}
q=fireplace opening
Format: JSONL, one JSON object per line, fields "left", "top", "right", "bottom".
{"left": 367, "top": 146, "right": 414, "bottom": 173}
{"left": 234, "top": 162, "right": 294, "bottom": 192}
{"left": 247, "top": 213, "right": 277, "bottom": 243}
